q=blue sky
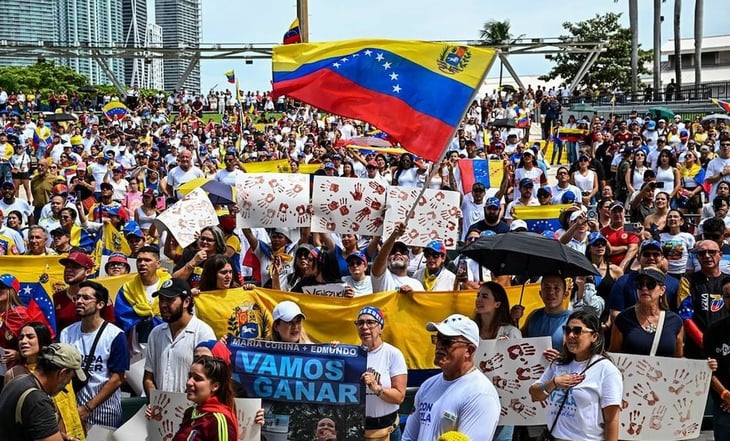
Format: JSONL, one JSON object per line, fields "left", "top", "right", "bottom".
{"left": 194, "top": 0, "right": 725, "bottom": 93}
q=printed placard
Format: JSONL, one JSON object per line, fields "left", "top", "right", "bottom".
{"left": 608, "top": 353, "right": 711, "bottom": 440}
{"left": 152, "top": 187, "right": 218, "bottom": 248}
{"left": 311, "top": 176, "right": 387, "bottom": 235}
{"left": 475, "top": 337, "right": 552, "bottom": 425}
{"left": 236, "top": 173, "right": 311, "bottom": 228}
{"left": 382, "top": 186, "right": 461, "bottom": 249}
{"left": 228, "top": 336, "right": 367, "bottom": 441}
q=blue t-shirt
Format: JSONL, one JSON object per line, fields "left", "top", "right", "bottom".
{"left": 526, "top": 308, "right": 571, "bottom": 349}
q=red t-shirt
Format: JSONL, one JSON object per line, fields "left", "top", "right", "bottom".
{"left": 173, "top": 408, "right": 237, "bottom": 441}
{"left": 600, "top": 226, "right": 641, "bottom": 265}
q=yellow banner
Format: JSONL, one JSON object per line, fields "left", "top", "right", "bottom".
{"left": 194, "top": 284, "right": 544, "bottom": 370}
{"left": 242, "top": 159, "right": 291, "bottom": 173}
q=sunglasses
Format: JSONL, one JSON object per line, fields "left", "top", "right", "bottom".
{"left": 423, "top": 251, "right": 443, "bottom": 259}
{"left": 562, "top": 325, "right": 595, "bottom": 336}
{"left": 431, "top": 334, "right": 470, "bottom": 347}
{"left": 696, "top": 249, "right": 720, "bottom": 257}
{"left": 354, "top": 319, "right": 379, "bottom": 328}
{"left": 635, "top": 279, "right": 658, "bottom": 290}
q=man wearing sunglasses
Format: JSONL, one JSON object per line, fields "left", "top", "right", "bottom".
{"left": 402, "top": 314, "right": 499, "bottom": 441}
{"left": 413, "top": 240, "right": 455, "bottom": 292}
{"left": 678, "top": 240, "right": 729, "bottom": 359}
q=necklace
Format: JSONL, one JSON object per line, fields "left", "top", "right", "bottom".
{"left": 636, "top": 308, "right": 657, "bottom": 333}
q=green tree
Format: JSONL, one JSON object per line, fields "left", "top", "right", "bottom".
{"left": 478, "top": 20, "right": 524, "bottom": 87}
{"left": 538, "top": 13, "right": 652, "bottom": 93}
{"left": 0, "top": 61, "right": 89, "bottom": 95}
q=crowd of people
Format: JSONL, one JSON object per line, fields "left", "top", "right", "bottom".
{"left": 0, "top": 84, "right": 730, "bottom": 441}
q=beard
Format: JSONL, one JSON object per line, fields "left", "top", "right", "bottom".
{"left": 389, "top": 260, "right": 407, "bottom": 271}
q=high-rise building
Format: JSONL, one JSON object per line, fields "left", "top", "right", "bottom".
{"left": 145, "top": 24, "right": 165, "bottom": 91}
{"left": 122, "top": 0, "right": 147, "bottom": 88}
{"left": 55, "top": 0, "right": 125, "bottom": 86}
{"left": 0, "top": 0, "right": 55, "bottom": 67}
{"left": 155, "top": 0, "right": 201, "bottom": 94}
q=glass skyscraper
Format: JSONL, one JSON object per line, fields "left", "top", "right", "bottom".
{"left": 155, "top": 0, "right": 201, "bottom": 93}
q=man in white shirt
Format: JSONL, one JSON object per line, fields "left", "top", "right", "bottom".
{"left": 164, "top": 149, "right": 204, "bottom": 199}
{"left": 413, "top": 240, "right": 456, "bottom": 291}
{"left": 402, "top": 314, "right": 499, "bottom": 441}
{"left": 143, "top": 278, "right": 215, "bottom": 395}
{"left": 371, "top": 221, "right": 425, "bottom": 293}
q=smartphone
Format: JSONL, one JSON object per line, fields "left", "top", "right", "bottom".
{"left": 624, "top": 223, "right": 636, "bottom": 233}
{"left": 654, "top": 181, "right": 665, "bottom": 189}
{"left": 587, "top": 206, "right": 598, "bottom": 220}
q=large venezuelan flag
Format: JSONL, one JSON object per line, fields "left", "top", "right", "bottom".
{"left": 194, "top": 285, "right": 544, "bottom": 374}
{"left": 272, "top": 39, "right": 496, "bottom": 162}
{"left": 103, "top": 101, "right": 129, "bottom": 121}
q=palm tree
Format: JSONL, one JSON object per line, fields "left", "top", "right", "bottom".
{"left": 673, "top": 0, "right": 682, "bottom": 99}
{"left": 478, "top": 20, "right": 524, "bottom": 88}
{"left": 653, "top": 0, "right": 662, "bottom": 101}
{"left": 694, "top": 0, "right": 703, "bottom": 93}
{"left": 617, "top": 0, "right": 639, "bottom": 100}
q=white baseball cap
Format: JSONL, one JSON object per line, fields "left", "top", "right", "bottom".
{"left": 510, "top": 219, "right": 528, "bottom": 232}
{"left": 426, "top": 314, "right": 479, "bottom": 346}
{"left": 273, "top": 301, "right": 306, "bottom": 322}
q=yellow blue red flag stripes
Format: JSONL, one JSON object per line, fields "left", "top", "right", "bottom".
{"left": 272, "top": 39, "right": 496, "bottom": 162}
{"left": 513, "top": 204, "right": 572, "bottom": 234}
{"left": 194, "top": 285, "right": 544, "bottom": 372}
{"left": 711, "top": 98, "right": 730, "bottom": 113}
{"left": 458, "top": 159, "right": 504, "bottom": 190}
{"left": 283, "top": 18, "right": 302, "bottom": 45}
{"left": 102, "top": 101, "right": 129, "bottom": 121}
{"left": 225, "top": 70, "right": 236, "bottom": 84}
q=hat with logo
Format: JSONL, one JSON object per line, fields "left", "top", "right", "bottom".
{"left": 510, "top": 219, "right": 528, "bottom": 232}
{"left": 0, "top": 274, "right": 20, "bottom": 292}
{"left": 273, "top": 300, "right": 306, "bottom": 322}
{"left": 426, "top": 313, "right": 479, "bottom": 346}
{"left": 123, "top": 221, "right": 144, "bottom": 238}
{"left": 588, "top": 231, "right": 607, "bottom": 246}
{"left": 561, "top": 191, "right": 577, "bottom": 204}
{"left": 358, "top": 306, "right": 384, "bottom": 328}
{"left": 485, "top": 197, "right": 500, "bottom": 209}
{"left": 104, "top": 252, "right": 130, "bottom": 272}
{"left": 424, "top": 240, "right": 447, "bottom": 256}
{"left": 640, "top": 239, "right": 663, "bottom": 254}
{"left": 609, "top": 201, "right": 625, "bottom": 211}
{"left": 636, "top": 267, "right": 666, "bottom": 285}
{"left": 390, "top": 241, "right": 409, "bottom": 256}
{"left": 152, "top": 278, "right": 192, "bottom": 298}
{"left": 346, "top": 251, "right": 367, "bottom": 265}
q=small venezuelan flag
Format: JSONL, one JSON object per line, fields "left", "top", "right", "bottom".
{"left": 283, "top": 18, "right": 302, "bottom": 45}
{"left": 225, "top": 70, "right": 236, "bottom": 84}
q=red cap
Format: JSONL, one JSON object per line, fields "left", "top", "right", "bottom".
{"left": 59, "top": 251, "right": 94, "bottom": 270}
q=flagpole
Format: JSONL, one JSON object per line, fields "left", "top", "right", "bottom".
{"left": 403, "top": 48, "right": 499, "bottom": 224}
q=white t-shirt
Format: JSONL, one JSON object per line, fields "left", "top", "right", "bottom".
{"left": 536, "top": 356, "right": 622, "bottom": 441}
{"left": 342, "top": 275, "right": 373, "bottom": 297}
{"left": 144, "top": 315, "right": 216, "bottom": 393}
{"left": 659, "top": 231, "right": 695, "bottom": 275}
{"left": 413, "top": 267, "right": 456, "bottom": 292}
{"left": 371, "top": 268, "right": 425, "bottom": 293}
{"left": 402, "top": 368, "right": 500, "bottom": 441}
{"left": 706, "top": 156, "right": 730, "bottom": 201}
{"left": 365, "top": 342, "right": 407, "bottom": 418}
{"left": 460, "top": 193, "right": 485, "bottom": 240}
{"left": 214, "top": 168, "right": 246, "bottom": 187}
{"left": 166, "top": 165, "right": 205, "bottom": 198}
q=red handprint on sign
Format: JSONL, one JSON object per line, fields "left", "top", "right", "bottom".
{"left": 369, "top": 181, "right": 385, "bottom": 195}
{"left": 355, "top": 206, "right": 371, "bottom": 222}
{"left": 286, "top": 183, "right": 304, "bottom": 197}
{"left": 350, "top": 183, "right": 364, "bottom": 201}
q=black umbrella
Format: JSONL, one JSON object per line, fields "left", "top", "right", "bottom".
{"left": 490, "top": 118, "right": 516, "bottom": 128}
{"left": 44, "top": 113, "right": 77, "bottom": 122}
{"left": 461, "top": 232, "right": 598, "bottom": 302}
{"left": 500, "top": 84, "right": 516, "bottom": 93}
{"left": 78, "top": 85, "right": 97, "bottom": 93}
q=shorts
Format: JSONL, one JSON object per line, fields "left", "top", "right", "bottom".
{"left": 11, "top": 172, "right": 30, "bottom": 180}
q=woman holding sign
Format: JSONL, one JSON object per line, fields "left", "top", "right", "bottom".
{"left": 472, "top": 282, "right": 521, "bottom": 441}
{"left": 357, "top": 306, "right": 407, "bottom": 441}
{"left": 529, "top": 309, "right": 622, "bottom": 441}
{"left": 172, "top": 355, "right": 238, "bottom": 441}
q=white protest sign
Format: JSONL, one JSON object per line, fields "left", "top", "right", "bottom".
{"left": 153, "top": 187, "right": 218, "bottom": 248}
{"left": 475, "top": 337, "right": 551, "bottom": 426}
{"left": 609, "top": 353, "right": 711, "bottom": 440}
{"left": 87, "top": 424, "right": 115, "bottom": 441}
{"left": 301, "top": 282, "right": 348, "bottom": 297}
{"left": 311, "top": 176, "right": 387, "bottom": 235}
{"left": 236, "top": 173, "right": 311, "bottom": 228}
{"left": 382, "top": 186, "right": 461, "bottom": 249}
{"left": 147, "top": 390, "right": 262, "bottom": 441}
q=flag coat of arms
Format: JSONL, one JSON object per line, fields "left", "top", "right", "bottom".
{"left": 513, "top": 204, "right": 572, "bottom": 234}
{"left": 272, "top": 39, "right": 496, "bottom": 162}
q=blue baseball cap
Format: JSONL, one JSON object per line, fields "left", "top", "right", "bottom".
{"left": 123, "top": 220, "right": 144, "bottom": 238}
{"left": 425, "top": 240, "right": 447, "bottom": 256}
{"left": 519, "top": 178, "right": 534, "bottom": 188}
{"left": 587, "top": 232, "right": 607, "bottom": 246}
{"left": 485, "top": 197, "right": 500, "bottom": 209}
{"left": 561, "top": 191, "right": 577, "bottom": 204}
{"left": 640, "top": 239, "right": 663, "bottom": 254}
{"left": 346, "top": 251, "right": 367, "bottom": 265}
